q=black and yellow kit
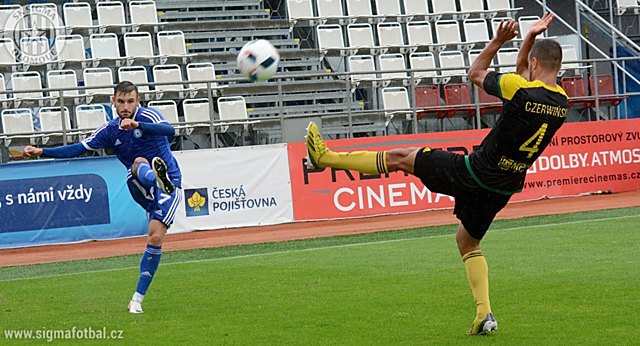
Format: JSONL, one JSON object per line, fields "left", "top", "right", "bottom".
{"left": 414, "top": 72, "right": 569, "bottom": 239}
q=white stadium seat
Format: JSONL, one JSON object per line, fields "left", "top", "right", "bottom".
{"left": 129, "top": 0, "right": 159, "bottom": 25}
{"left": 83, "top": 68, "right": 114, "bottom": 95}
{"left": 152, "top": 64, "right": 185, "bottom": 92}
{"left": 217, "top": 96, "right": 248, "bottom": 121}
{"left": 46, "top": 70, "right": 80, "bottom": 98}
{"left": 75, "top": 104, "right": 109, "bottom": 130}
{"left": 118, "top": 66, "right": 150, "bottom": 92}
{"left": 148, "top": 100, "right": 179, "bottom": 124}
{"left": 186, "top": 63, "right": 217, "bottom": 90}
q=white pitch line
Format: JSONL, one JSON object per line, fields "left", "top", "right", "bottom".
{"left": 1, "top": 214, "right": 638, "bottom": 283}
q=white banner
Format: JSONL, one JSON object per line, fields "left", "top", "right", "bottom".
{"left": 170, "top": 144, "right": 294, "bottom": 234}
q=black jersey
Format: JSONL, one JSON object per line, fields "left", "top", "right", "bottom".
{"left": 468, "top": 72, "right": 569, "bottom": 194}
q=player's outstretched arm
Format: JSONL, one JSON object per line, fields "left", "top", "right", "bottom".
{"left": 23, "top": 143, "right": 89, "bottom": 159}
{"left": 468, "top": 19, "right": 519, "bottom": 88}
{"left": 516, "top": 13, "right": 554, "bottom": 79}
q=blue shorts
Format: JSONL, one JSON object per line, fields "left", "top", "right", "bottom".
{"left": 126, "top": 170, "right": 182, "bottom": 227}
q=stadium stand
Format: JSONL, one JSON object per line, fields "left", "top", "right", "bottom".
{"left": 0, "top": 0, "right": 636, "bottom": 161}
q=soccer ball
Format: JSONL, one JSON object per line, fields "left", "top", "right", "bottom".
{"left": 236, "top": 39, "right": 280, "bottom": 82}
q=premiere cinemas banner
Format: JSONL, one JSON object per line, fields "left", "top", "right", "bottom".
{"left": 288, "top": 119, "right": 640, "bottom": 221}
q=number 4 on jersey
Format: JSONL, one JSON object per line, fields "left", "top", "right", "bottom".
{"left": 519, "top": 123, "right": 548, "bottom": 158}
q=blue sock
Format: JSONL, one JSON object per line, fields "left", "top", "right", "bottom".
{"left": 135, "top": 244, "right": 162, "bottom": 296}
{"left": 136, "top": 162, "right": 156, "bottom": 188}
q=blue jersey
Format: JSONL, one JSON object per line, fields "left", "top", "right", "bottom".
{"left": 81, "top": 107, "right": 182, "bottom": 187}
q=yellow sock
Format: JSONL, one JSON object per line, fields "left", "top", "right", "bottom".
{"left": 319, "top": 150, "right": 388, "bottom": 175}
{"left": 462, "top": 250, "right": 491, "bottom": 320}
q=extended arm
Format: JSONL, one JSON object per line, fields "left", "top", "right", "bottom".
{"left": 468, "top": 19, "right": 519, "bottom": 88}
{"left": 23, "top": 142, "right": 89, "bottom": 159}
{"left": 516, "top": 13, "right": 555, "bottom": 78}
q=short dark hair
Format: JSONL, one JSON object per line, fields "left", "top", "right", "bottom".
{"left": 529, "top": 39, "right": 563, "bottom": 72}
{"left": 114, "top": 81, "right": 138, "bottom": 97}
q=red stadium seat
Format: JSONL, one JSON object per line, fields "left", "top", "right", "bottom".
{"left": 561, "top": 75, "right": 595, "bottom": 109}
{"left": 443, "top": 83, "right": 475, "bottom": 118}
{"left": 589, "top": 74, "right": 625, "bottom": 107}
{"left": 415, "top": 84, "right": 445, "bottom": 119}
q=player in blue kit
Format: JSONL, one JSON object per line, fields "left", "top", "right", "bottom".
{"left": 23, "top": 81, "right": 182, "bottom": 314}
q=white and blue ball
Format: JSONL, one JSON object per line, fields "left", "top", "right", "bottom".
{"left": 236, "top": 39, "right": 280, "bottom": 82}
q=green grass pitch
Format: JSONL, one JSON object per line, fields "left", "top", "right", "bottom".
{"left": 1, "top": 207, "right": 639, "bottom": 345}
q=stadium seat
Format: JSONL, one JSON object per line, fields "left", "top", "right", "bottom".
{"left": 589, "top": 74, "right": 625, "bottom": 107}
{"left": 406, "top": 21, "right": 444, "bottom": 52}
{"left": 496, "top": 48, "right": 518, "bottom": 73}
{"left": 11, "top": 71, "right": 52, "bottom": 106}
{"left": 345, "top": 0, "right": 381, "bottom": 23}
{"left": 124, "top": 32, "right": 163, "bottom": 65}
{"left": 46, "top": 70, "right": 80, "bottom": 99}
{"left": 286, "top": 0, "right": 317, "bottom": 25}
{"left": 182, "top": 98, "right": 212, "bottom": 134}
{"left": 438, "top": 50, "right": 466, "bottom": 81}
{"left": 381, "top": 87, "right": 412, "bottom": 123}
{"left": 375, "top": 0, "right": 410, "bottom": 22}
{"left": 217, "top": 96, "right": 249, "bottom": 121}
{"left": 435, "top": 20, "right": 472, "bottom": 51}
{"left": 1, "top": 108, "right": 38, "bottom": 145}
{"left": 377, "top": 22, "right": 412, "bottom": 53}
{"left": 83, "top": 67, "right": 115, "bottom": 96}
{"left": 19, "top": 37, "right": 52, "bottom": 64}
{"left": 316, "top": 0, "right": 351, "bottom": 24}
{"left": 38, "top": 106, "right": 74, "bottom": 144}
{"left": 616, "top": 0, "right": 640, "bottom": 15}
{"left": 97, "top": 1, "right": 132, "bottom": 32}
{"left": 186, "top": 62, "right": 218, "bottom": 91}
{"left": 118, "top": 66, "right": 150, "bottom": 93}
{"left": 0, "top": 5, "right": 25, "bottom": 35}
{"left": 463, "top": 19, "right": 491, "bottom": 46}
{"left": 560, "top": 44, "right": 588, "bottom": 76}
{"left": 347, "top": 23, "right": 380, "bottom": 54}
{"left": 0, "top": 37, "right": 20, "bottom": 68}
{"left": 75, "top": 104, "right": 109, "bottom": 132}
{"left": 443, "top": 83, "right": 475, "bottom": 118}
{"left": 152, "top": 64, "right": 193, "bottom": 98}
{"left": 347, "top": 55, "right": 378, "bottom": 84}
{"left": 157, "top": 31, "right": 190, "bottom": 57}
{"left": 129, "top": 0, "right": 159, "bottom": 25}
{"left": 518, "top": 16, "right": 542, "bottom": 39}
{"left": 29, "top": 4, "right": 64, "bottom": 31}
{"left": 90, "top": 33, "right": 124, "bottom": 62}
{"left": 148, "top": 100, "right": 180, "bottom": 124}
{"left": 415, "top": 84, "right": 445, "bottom": 119}
{"left": 561, "top": 75, "right": 595, "bottom": 109}
{"left": 409, "top": 52, "right": 438, "bottom": 82}
{"left": 378, "top": 53, "right": 407, "bottom": 84}
{"left": 486, "top": 0, "right": 522, "bottom": 17}
{"left": 431, "top": 0, "right": 457, "bottom": 16}
{"left": 467, "top": 49, "right": 482, "bottom": 67}
{"left": 55, "top": 35, "right": 91, "bottom": 66}
{"left": 459, "top": 0, "right": 492, "bottom": 18}
{"left": 402, "top": 0, "right": 430, "bottom": 18}
{"left": 317, "top": 24, "right": 355, "bottom": 56}
{"left": 63, "top": 2, "right": 102, "bottom": 36}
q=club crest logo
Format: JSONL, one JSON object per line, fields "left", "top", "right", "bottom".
{"left": 5, "top": 5, "right": 65, "bottom": 65}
